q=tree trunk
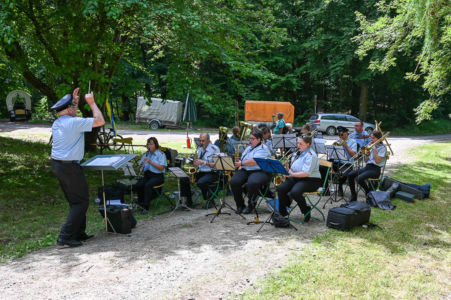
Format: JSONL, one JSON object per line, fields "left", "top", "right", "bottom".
{"left": 359, "top": 81, "right": 368, "bottom": 121}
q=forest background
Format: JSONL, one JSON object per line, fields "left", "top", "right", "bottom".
{"left": 0, "top": 0, "right": 449, "bottom": 132}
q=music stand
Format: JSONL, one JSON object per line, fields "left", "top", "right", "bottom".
{"left": 272, "top": 134, "right": 297, "bottom": 149}
{"left": 312, "top": 138, "right": 326, "bottom": 157}
{"left": 324, "top": 145, "right": 350, "bottom": 205}
{"left": 82, "top": 154, "right": 137, "bottom": 232}
{"left": 168, "top": 167, "right": 192, "bottom": 214}
{"left": 253, "top": 158, "right": 291, "bottom": 232}
{"left": 207, "top": 156, "right": 245, "bottom": 223}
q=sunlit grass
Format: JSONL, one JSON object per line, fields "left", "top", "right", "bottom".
{"left": 243, "top": 143, "right": 451, "bottom": 299}
{"left": 0, "top": 136, "right": 195, "bottom": 262}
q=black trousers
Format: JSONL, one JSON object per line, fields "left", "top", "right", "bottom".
{"left": 276, "top": 177, "right": 321, "bottom": 216}
{"left": 347, "top": 163, "right": 381, "bottom": 199}
{"left": 196, "top": 172, "right": 217, "bottom": 200}
{"left": 52, "top": 160, "right": 89, "bottom": 239}
{"left": 136, "top": 171, "right": 164, "bottom": 210}
{"left": 230, "top": 169, "right": 271, "bottom": 208}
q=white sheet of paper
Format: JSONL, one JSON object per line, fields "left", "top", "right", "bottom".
{"left": 87, "top": 156, "right": 125, "bottom": 167}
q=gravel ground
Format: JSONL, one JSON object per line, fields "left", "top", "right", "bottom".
{"left": 0, "top": 122, "right": 450, "bottom": 299}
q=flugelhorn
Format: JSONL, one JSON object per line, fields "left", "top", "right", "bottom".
{"left": 333, "top": 136, "right": 351, "bottom": 146}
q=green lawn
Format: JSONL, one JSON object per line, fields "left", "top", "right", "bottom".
{"left": 243, "top": 143, "right": 451, "bottom": 299}
{"left": 0, "top": 136, "right": 193, "bottom": 262}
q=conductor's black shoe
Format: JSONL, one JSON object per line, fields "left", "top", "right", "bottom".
{"left": 236, "top": 206, "right": 245, "bottom": 214}
{"left": 242, "top": 205, "right": 254, "bottom": 214}
{"left": 57, "top": 237, "right": 82, "bottom": 247}
{"left": 76, "top": 233, "right": 94, "bottom": 241}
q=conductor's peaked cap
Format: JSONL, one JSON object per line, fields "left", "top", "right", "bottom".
{"left": 51, "top": 94, "right": 73, "bottom": 112}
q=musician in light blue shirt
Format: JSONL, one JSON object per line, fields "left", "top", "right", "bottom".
{"left": 320, "top": 126, "right": 358, "bottom": 196}
{"left": 261, "top": 126, "right": 276, "bottom": 156}
{"left": 349, "top": 121, "right": 371, "bottom": 148}
{"left": 347, "top": 131, "right": 387, "bottom": 202}
{"left": 194, "top": 133, "right": 220, "bottom": 202}
{"left": 136, "top": 137, "right": 167, "bottom": 212}
{"left": 231, "top": 130, "right": 272, "bottom": 214}
{"left": 276, "top": 135, "right": 322, "bottom": 220}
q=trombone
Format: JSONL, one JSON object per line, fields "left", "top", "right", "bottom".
{"left": 333, "top": 136, "right": 351, "bottom": 146}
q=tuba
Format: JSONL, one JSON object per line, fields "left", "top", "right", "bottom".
{"left": 219, "top": 126, "right": 228, "bottom": 152}
{"left": 239, "top": 121, "right": 253, "bottom": 140}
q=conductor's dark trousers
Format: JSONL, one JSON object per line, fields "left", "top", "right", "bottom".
{"left": 52, "top": 160, "right": 89, "bottom": 239}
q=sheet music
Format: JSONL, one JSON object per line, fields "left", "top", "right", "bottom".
{"left": 168, "top": 167, "right": 189, "bottom": 178}
{"left": 86, "top": 156, "right": 125, "bottom": 167}
{"left": 214, "top": 156, "right": 235, "bottom": 171}
{"left": 272, "top": 134, "right": 297, "bottom": 149}
{"left": 312, "top": 138, "right": 326, "bottom": 154}
{"left": 326, "top": 145, "right": 349, "bottom": 161}
{"left": 121, "top": 162, "right": 137, "bottom": 176}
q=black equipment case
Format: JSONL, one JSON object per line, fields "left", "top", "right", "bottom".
{"left": 99, "top": 204, "right": 137, "bottom": 234}
{"left": 327, "top": 202, "right": 371, "bottom": 231}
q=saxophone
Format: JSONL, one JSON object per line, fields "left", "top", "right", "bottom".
{"left": 274, "top": 152, "right": 295, "bottom": 186}
{"left": 188, "top": 148, "right": 198, "bottom": 184}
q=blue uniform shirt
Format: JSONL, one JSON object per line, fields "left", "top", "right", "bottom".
{"left": 290, "top": 147, "right": 321, "bottom": 179}
{"left": 340, "top": 138, "right": 358, "bottom": 164}
{"left": 367, "top": 144, "right": 387, "bottom": 168}
{"left": 241, "top": 143, "right": 271, "bottom": 171}
{"left": 139, "top": 149, "right": 167, "bottom": 174}
{"left": 265, "top": 139, "right": 275, "bottom": 156}
{"left": 274, "top": 119, "right": 286, "bottom": 134}
{"left": 198, "top": 143, "right": 220, "bottom": 172}
{"left": 51, "top": 115, "right": 94, "bottom": 161}
{"left": 349, "top": 130, "right": 371, "bottom": 148}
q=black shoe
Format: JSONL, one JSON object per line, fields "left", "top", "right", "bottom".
{"left": 236, "top": 206, "right": 245, "bottom": 214}
{"left": 242, "top": 205, "right": 254, "bottom": 214}
{"left": 76, "top": 233, "right": 94, "bottom": 241}
{"left": 57, "top": 237, "right": 82, "bottom": 247}
{"left": 303, "top": 206, "right": 312, "bottom": 223}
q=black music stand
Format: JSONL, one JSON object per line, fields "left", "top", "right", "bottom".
{"left": 207, "top": 155, "right": 245, "bottom": 223}
{"left": 168, "top": 167, "right": 192, "bottom": 214}
{"left": 312, "top": 138, "right": 327, "bottom": 157}
{"left": 82, "top": 154, "right": 137, "bottom": 232}
{"left": 272, "top": 134, "right": 296, "bottom": 158}
{"left": 325, "top": 145, "right": 349, "bottom": 205}
{"left": 253, "top": 157, "right": 291, "bottom": 232}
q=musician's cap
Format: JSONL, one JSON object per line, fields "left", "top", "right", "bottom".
{"left": 337, "top": 126, "right": 348, "bottom": 134}
{"left": 277, "top": 112, "right": 283, "bottom": 116}
{"left": 51, "top": 94, "right": 73, "bottom": 112}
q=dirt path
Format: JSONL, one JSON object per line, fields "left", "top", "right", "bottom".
{"left": 0, "top": 124, "right": 449, "bottom": 299}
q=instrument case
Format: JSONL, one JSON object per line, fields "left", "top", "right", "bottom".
{"left": 380, "top": 177, "right": 424, "bottom": 199}
{"left": 327, "top": 201, "right": 371, "bottom": 231}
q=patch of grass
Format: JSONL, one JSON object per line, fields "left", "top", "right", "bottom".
{"left": 0, "top": 136, "right": 187, "bottom": 262}
{"left": 243, "top": 143, "right": 451, "bottom": 299}
{"left": 392, "top": 119, "right": 451, "bottom": 136}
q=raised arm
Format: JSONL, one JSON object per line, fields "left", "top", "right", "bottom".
{"left": 85, "top": 93, "right": 105, "bottom": 128}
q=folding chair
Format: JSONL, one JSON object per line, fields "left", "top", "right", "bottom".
{"left": 112, "top": 137, "right": 134, "bottom": 153}
{"left": 153, "top": 183, "right": 174, "bottom": 210}
{"left": 203, "top": 172, "right": 223, "bottom": 209}
{"left": 288, "top": 161, "right": 331, "bottom": 225}
{"left": 367, "top": 152, "right": 390, "bottom": 191}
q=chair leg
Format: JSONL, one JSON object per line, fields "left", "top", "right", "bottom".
{"left": 305, "top": 194, "right": 325, "bottom": 222}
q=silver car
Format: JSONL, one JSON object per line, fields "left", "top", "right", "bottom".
{"left": 309, "top": 113, "right": 375, "bottom": 135}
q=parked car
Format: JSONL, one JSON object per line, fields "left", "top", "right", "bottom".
{"left": 308, "top": 113, "right": 375, "bottom": 136}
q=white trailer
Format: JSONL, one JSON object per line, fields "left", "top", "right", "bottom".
{"left": 135, "top": 96, "right": 183, "bottom": 129}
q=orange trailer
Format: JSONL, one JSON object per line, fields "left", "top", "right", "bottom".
{"left": 244, "top": 100, "right": 295, "bottom": 123}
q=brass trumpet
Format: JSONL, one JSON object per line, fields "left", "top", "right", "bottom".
{"left": 333, "top": 136, "right": 351, "bottom": 146}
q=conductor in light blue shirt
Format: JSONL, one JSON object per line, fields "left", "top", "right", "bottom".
{"left": 51, "top": 88, "right": 105, "bottom": 247}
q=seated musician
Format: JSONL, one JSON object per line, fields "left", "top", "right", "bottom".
{"left": 301, "top": 124, "right": 312, "bottom": 135}
{"left": 276, "top": 135, "right": 321, "bottom": 221}
{"left": 230, "top": 126, "right": 240, "bottom": 141}
{"left": 231, "top": 130, "right": 272, "bottom": 214}
{"left": 349, "top": 120, "right": 371, "bottom": 149}
{"left": 136, "top": 137, "right": 167, "bottom": 213}
{"left": 347, "top": 130, "right": 387, "bottom": 202}
{"left": 319, "top": 126, "right": 357, "bottom": 196}
{"left": 261, "top": 126, "right": 276, "bottom": 156}
{"left": 195, "top": 133, "right": 220, "bottom": 202}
